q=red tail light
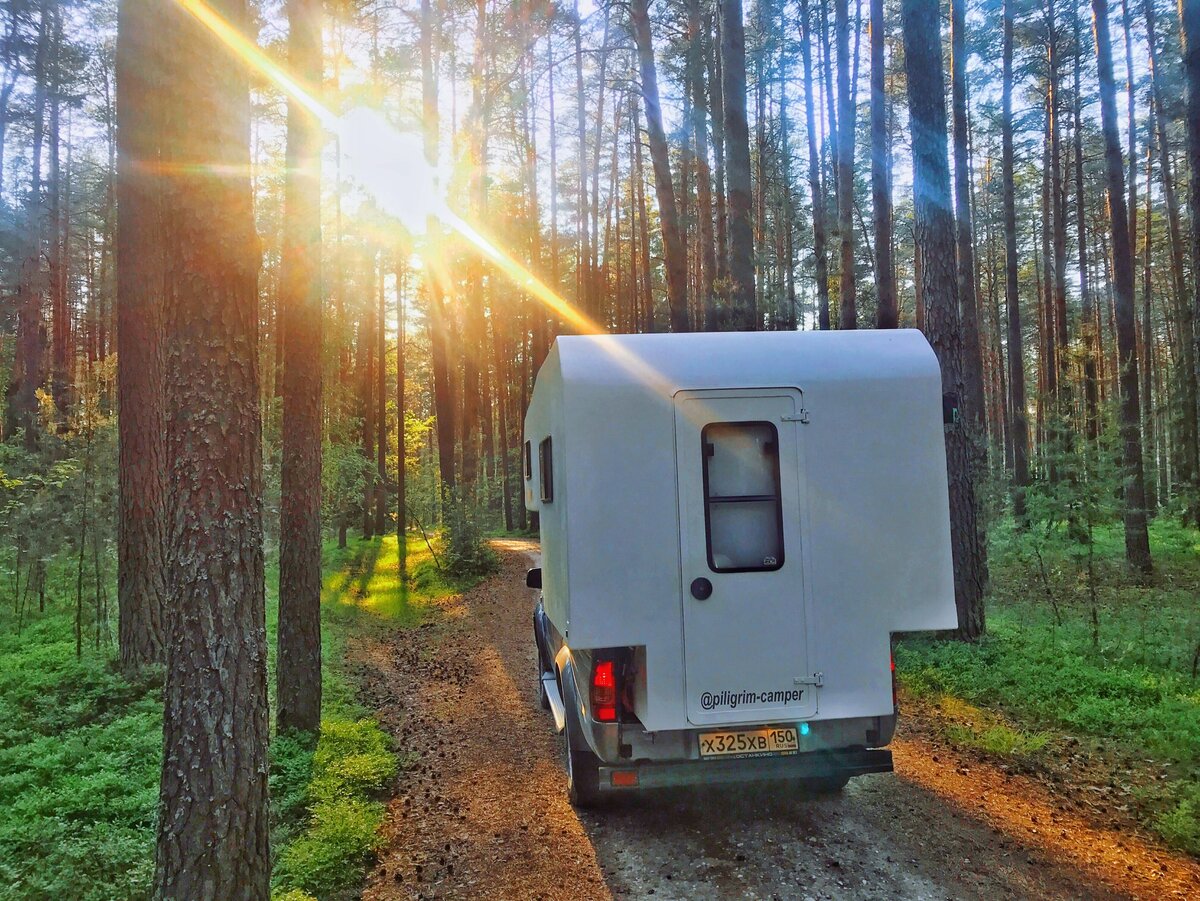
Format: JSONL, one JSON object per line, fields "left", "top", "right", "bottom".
{"left": 891, "top": 653, "right": 898, "bottom": 712}
{"left": 591, "top": 659, "right": 618, "bottom": 722}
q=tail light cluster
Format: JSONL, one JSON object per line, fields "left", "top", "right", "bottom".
{"left": 591, "top": 659, "right": 618, "bottom": 722}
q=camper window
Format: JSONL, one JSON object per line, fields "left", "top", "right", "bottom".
{"left": 524, "top": 441, "right": 532, "bottom": 480}
{"left": 701, "top": 422, "right": 784, "bottom": 572}
{"left": 539, "top": 437, "right": 554, "bottom": 502}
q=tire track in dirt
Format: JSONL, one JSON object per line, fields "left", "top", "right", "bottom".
{"left": 352, "top": 540, "right": 1199, "bottom": 900}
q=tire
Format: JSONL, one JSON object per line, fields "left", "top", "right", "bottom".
{"left": 564, "top": 715, "right": 602, "bottom": 807}
{"left": 561, "top": 672, "right": 602, "bottom": 807}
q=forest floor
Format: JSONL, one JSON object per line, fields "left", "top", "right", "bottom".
{"left": 347, "top": 539, "right": 1200, "bottom": 901}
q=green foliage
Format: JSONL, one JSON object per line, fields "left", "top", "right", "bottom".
{"left": 898, "top": 517, "right": 1200, "bottom": 855}
{"left": 271, "top": 720, "right": 395, "bottom": 898}
{"left": 942, "top": 721, "right": 1051, "bottom": 757}
{"left": 441, "top": 489, "right": 498, "bottom": 579}
{"left": 273, "top": 891, "right": 319, "bottom": 901}
{"left": 0, "top": 557, "right": 160, "bottom": 901}
{"left": 321, "top": 426, "right": 374, "bottom": 538}
{"left": 1157, "top": 784, "right": 1200, "bottom": 856}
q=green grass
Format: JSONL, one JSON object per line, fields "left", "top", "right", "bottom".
{"left": 897, "top": 517, "right": 1200, "bottom": 855}
{"left": 0, "top": 532, "right": 468, "bottom": 901}
{"left": 269, "top": 534, "right": 468, "bottom": 900}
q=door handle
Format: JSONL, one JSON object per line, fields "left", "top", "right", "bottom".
{"left": 690, "top": 577, "right": 713, "bottom": 600}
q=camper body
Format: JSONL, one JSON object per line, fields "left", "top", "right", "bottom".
{"left": 523, "top": 331, "right": 958, "bottom": 805}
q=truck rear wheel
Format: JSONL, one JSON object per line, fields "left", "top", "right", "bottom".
{"left": 560, "top": 671, "right": 602, "bottom": 807}
{"left": 563, "top": 717, "right": 602, "bottom": 807}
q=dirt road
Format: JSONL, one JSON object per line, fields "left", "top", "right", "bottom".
{"left": 356, "top": 541, "right": 1200, "bottom": 900}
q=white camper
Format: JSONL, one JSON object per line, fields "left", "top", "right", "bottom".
{"left": 523, "top": 330, "right": 958, "bottom": 805}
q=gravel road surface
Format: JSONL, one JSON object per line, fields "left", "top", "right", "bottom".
{"left": 356, "top": 540, "right": 1199, "bottom": 901}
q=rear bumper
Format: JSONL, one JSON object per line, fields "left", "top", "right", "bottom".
{"left": 597, "top": 747, "right": 893, "bottom": 792}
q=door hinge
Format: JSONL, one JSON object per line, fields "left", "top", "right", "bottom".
{"left": 794, "top": 672, "right": 823, "bottom": 687}
{"left": 781, "top": 409, "right": 810, "bottom": 424}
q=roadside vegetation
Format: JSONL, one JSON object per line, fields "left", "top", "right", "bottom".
{"left": 0, "top": 533, "right": 477, "bottom": 901}
{"left": 897, "top": 518, "right": 1200, "bottom": 855}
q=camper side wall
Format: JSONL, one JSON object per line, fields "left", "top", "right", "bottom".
{"left": 524, "top": 351, "right": 571, "bottom": 638}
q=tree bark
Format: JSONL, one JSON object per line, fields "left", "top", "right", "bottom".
{"left": 116, "top": 0, "right": 167, "bottom": 672}
{"left": 360, "top": 279, "right": 376, "bottom": 539}
{"left": 1146, "top": 0, "right": 1199, "bottom": 518}
{"left": 396, "top": 259, "right": 407, "bottom": 572}
{"left": 707, "top": 13, "right": 729, "bottom": 288}
{"left": 574, "top": 0, "right": 590, "bottom": 315}
{"left": 835, "top": 0, "right": 856, "bottom": 328}
{"left": 630, "top": 0, "right": 689, "bottom": 333}
{"left": 870, "top": 0, "right": 895, "bottom": 328}
{"left": 8, "top": 0, "right": 50, "bottom": 449}
{"left": 801, "top": 0, "right": 831, "bottom": 331}
{"left": 1091, "top": 0, "right": 1152, "bottom": 573}
{"left": 276, "top": 0, "right": 324, "bottom": 735}
{"left": 1185, "top": 0, "right": 1200, "bottom": 498}
{"left": 154, "top": 0, "right": 271, "bottom": 894}
{"left": 375, "top": 255, "right": 387, "bottom": 534}
{"left": 422, "top": 0, "right": 455, "bottom": 493}
{"left": 1048, "top": 0, "right": 1070, "bottom": 401}
{"left": 902, "top": 0, "right": 988, "bottom": 640}
{"left": 1077, "top": 4, "right": 1099, "bottom": 440}
{"left": 721, "top": 0, "right": 755, "bottom": 328}
{"left": 952, "top": 0, "right": 985, "bottom": 435}
{"left": 689, "top": 1, "right": 717, "bottom": 330}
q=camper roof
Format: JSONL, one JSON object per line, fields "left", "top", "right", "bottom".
{"left": 547, "top": 329, "right": 941, "bottom": 396}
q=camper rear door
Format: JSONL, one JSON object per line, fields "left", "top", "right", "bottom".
{"left": 673, "top": 390, "right": 818, "bottom": 727}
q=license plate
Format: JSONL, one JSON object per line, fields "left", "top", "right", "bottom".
{"left": 698, "top": 726, "right": 799, "bottom": 758}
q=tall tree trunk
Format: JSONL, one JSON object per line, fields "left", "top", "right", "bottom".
{"left": 952, "top": 0, "right": 985, "bottom": 437}
{"left": 8, "top": 0, "right": 50, "bottom": 449}
{"left": 155, "top": 0, "right": 270, "bottom": 894}
{"left": 630, "top": 0, "right": 689, "bottom": 333}
{"left": 721, "top": 0, "right": 755, "bottom": 327}
{"left": 689, "top": 0, "right": 717, "bottom": 329}
{"left": 1185, "top": 0, "right": 1200, "bottom": 493}
{"left": 835, "top": 0, "right": 856, "bottom": 328}
{"left": 778, "top": 23, "right": 798, "bottom": 330}
{"left": 1146, "top": 0, "right": 1199, "bottom": 519}
{"left": 633, "top": 97, "right": 655, "bottom": 332}
{"left": 574, "top": 0, "right": 590, "bottom": 315}
{"left": 544, "top": 22, "right": 560, "bottom": 355}
{"left": 396, "top": 260, "right": 407, "bottom": 572}
{"left": 375, "top": 255, "right": 387, "bottom": 535}
{"left": 1142, "top": 136, "right": 1157, "bottom": 513}
{"left": 462, "top": 0, "right": 487, "bottom": 489}
{"left": 422, "top": 0, "right": 455, "bottom": 493}
{"left": 1091, "top": 0, "right": 1152, "bottom": 574}
{"left": 870, "top": 0, "right": 896, "bottom": 328}
{"left": 48, "top": 5, "right": 69, "bottom": 423}
{"left": 589, "top": 8, "right": 612, "bottom": 314}
{"left": 115, "top": 0, "right": 167, "bottom": 672}
{"left": 1077, "top": 5, "right": 1099, "bottom": 440}
{"left": 707, "top": 13, "right": 729, "bottom": 288}
{"left": 801, "top": 0, "right": 831, "bottom": 331}
{"left": 276, "top": 0, "right": 323, "bottom": 735}
{"left": 902, "top": 0, "right": 988, "bottom": 640}
{"left": 360, "top": 284, "right": 375, "bottom": 539}
{"left": 1048, "top": 0, "right": 1070, "bottom": 405}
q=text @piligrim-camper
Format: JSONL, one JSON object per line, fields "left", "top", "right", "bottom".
{"left": 700, "top": 689, "right": 805, "bottom": 711}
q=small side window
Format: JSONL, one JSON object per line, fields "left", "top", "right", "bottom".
{"left": 523, "top": 441, "right": 532, "bottom": 480}
{"left": 539, "top": 437, "right": 554, "bottom": 503}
